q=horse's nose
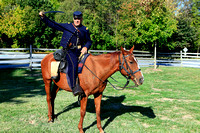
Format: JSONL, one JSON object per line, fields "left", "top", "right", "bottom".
{"left": 139, "top": 77, "right": 144, "bottom": 85}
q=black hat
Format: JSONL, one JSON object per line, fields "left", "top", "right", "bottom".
{"left": 73, "top": 11, "right": 82, "bottom": 19}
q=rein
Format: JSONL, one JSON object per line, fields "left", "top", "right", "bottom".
{"left": 82, "top": 52, "right": 141, "bottom": 90}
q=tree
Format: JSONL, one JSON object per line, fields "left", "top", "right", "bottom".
{"left": 171, "top": 0, "right": 199, "bottom": 52}
{"left": 0, "top": 6, "right": 36, "bottom": 48}
{"left": 117, "top": 0, "right": 178, "bottom": 51}
{"left": 191, "top": 0, "right": 200, "bottom": 52}
{"left": 81, "top": 0, "right": 123, "bottom": 50}
{"left": 172, "top": 16, "right": 196, "bottom": 51}
{"left": 0, "top": 0, "right": 60, "bottom": 48}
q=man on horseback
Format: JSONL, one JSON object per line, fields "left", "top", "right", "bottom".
{"left": 39, "top": 11, "right": 92, "bottom": 96}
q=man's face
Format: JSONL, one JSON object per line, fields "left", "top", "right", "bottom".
{"left": 73, "top": 18, "right": 82, "bottom": 26}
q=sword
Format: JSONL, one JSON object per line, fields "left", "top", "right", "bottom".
{"left": 44, "top": 11, "right": 64, "bottom": 14}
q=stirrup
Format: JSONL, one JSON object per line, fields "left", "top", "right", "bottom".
{"left": 78, "top": 95, "right": 82, "bottom": 105}
{"left": 51, "top": 76, "right": 58, "bottom": 80}
{"left": 78, "top": 93, "right": 86, "bottom": 105}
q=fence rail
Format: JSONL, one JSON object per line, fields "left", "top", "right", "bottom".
{"left": 0, "top": 48, "right": 200, "bottom": 69}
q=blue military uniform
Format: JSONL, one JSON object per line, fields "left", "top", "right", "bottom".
{"left": 41, "top": 11, "right": 92, "bottom": 92}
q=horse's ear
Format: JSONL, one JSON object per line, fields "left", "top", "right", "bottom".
{"left": 130, "top": 45, "right": 134, "bottom": 53}
{"left": 121, "top": 46, "right": 125, "bottom": 54}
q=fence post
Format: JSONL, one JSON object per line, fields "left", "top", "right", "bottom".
{"left": 180, "top": 50, "right": 182, "bottom": 67}
{"left": 29, "top": 44, "right": 32, "bottom": 71}
{"left": 154, "top": 42, "right": 157, "bottom": 69}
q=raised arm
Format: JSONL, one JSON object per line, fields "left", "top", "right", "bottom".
{"left": 39, "top": 11, "right": 65, "bottom": 32}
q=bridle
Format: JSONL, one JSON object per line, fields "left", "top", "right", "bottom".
{"left": 118, "top": 52, "right": 141, "bottom": 89}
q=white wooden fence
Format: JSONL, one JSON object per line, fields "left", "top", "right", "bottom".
{"left": 180, "top": 51, "right": 200, "bottom": 68}
{"left": 0, "top": 48, "right": 200, "bottom": 69}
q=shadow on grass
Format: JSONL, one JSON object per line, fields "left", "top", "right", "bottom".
{"left": 55, "top": 95, "right": 156, "bottom": 131}
{"left": 0, "top": 69, "right": 46, "bottom": 103}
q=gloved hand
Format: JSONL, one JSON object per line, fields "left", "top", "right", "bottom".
{"left": 39, "top": 11, "right": 45, "bottom": 17}
{"left": 81, "top": 47, "right": 88, "bottom": 55}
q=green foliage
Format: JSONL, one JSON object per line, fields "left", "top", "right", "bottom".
{"left": 81, "top": 0, "right": 122, "bottom": 50}
{"left": 0, "top": 0, "right": 199, "bottom": 52}
{"left": 170, "top": 0, "right": 200, "bottom": 52}
{"left": 0, "top": 6, "right": 37, "bottom": 48}
{"left": 191, "top": 0, "right": 200, "bottom": 52}
{"left": 0, "top": 6, "right": 26, "bottom": 38}
{"left": 172, "top": 16, "right": 196, "bottom": 50}
{"left": 0, "top": 0, "right": 59, "bottom": 48}
{"left": 117, "top": 0, "right": 178, "bottom": 51}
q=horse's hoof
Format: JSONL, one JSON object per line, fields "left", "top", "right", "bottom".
{"left": 48, "top": 119, "right": 54, "bottom": 123}
{"left": 79, "top": 130, "right": 84, "bottom": 133}
{"left": 100, "top": 130, "right": 104, "bottom": 133}
{"left": 54, "top": 115, "right": 57, "bottom": 120}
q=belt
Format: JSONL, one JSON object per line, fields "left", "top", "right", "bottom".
{"left": 69, "top": 45, "right": 82, "bottom": 49}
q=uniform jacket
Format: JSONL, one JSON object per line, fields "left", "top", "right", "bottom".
{"left": 41, "top": 16, "right": 92, "bottom": 50}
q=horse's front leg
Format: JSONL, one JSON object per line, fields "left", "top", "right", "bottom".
{"left": 94, "top": 93, "right": 104, "bottom": 133}
{"left": 78, "top": 96, "right": 88, "bottom": 133}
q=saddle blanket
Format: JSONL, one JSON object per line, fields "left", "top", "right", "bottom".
{"left": 51, "top": 61, "right": 60, "bottom": 77}
{"left": 78, "top": 53, "right": 90, "bottom": 73}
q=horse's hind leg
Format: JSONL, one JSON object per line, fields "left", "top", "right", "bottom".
{"left": 44, "top": 79, "right": 59, "bottom": 122}
{"left": 51, "top": 83, "right": 59, "bottom": 121}
{"left": 94, "top": 93, "right": 104, "bottom": 133}
{"left": 44, "top": 79, "right": 53, "bottom": 122}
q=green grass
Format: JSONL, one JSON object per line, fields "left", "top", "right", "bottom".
{"left": 0, "top": 67, "right": 200, "bottom": 133}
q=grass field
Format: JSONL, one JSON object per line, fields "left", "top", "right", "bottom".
{"left": 0, "top": 67, "right": 199, "bottom": 133}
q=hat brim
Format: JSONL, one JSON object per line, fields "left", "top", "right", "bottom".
{"left": 74, "top": 15, "right": 82, "bottom": 19}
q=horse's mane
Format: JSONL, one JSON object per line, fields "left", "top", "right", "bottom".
{"left": 90, "top": 51, "right": 120, "bottom": 57}
{"left": 89, "top": 51, "right": 120, "bottom": 65}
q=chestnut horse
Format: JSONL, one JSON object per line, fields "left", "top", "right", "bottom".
{"left": 41, "top": 46, "right": 144, "bottom": 133}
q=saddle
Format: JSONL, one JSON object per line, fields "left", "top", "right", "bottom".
{"left": 53, "top": 49, "right": 66, "bottom": 71}
{"left": 51, "top": 49, "right": 89, "bottom": 78}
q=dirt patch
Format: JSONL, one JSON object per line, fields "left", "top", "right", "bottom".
{"left": 177, "top": 99, "right": 200, "bottom": 103}
{"left": 29, "top": 120, "right": 36, "bottom": 125}
{"left": 142, "top": 123, "right": 151, "bottom": 128}
{"left": 160, "top": 116, "right": 171, "bottom": 121}
{"left": 152, "top": 88, "right": 162, "bottom": 91}
{"left": 182, "top": 115, "right": 193, "bottom": 119}
{"left": 151, "top": 92, "right": 160, "bottom": 95}
{"left": 144, "top": 68, "right": 163, "bottom": 74}
{"left": 170, "top": 125, "right": 177, "bottom": 129}
{"left": 195, "top": 120, "right": 200, "bottom": 125}
{"left": 122, "top": 89, "right": 136, "bottom": 94}
{"left": 157, "top": 98, "right": 175, "bottom": 102}
{"left": 135, "top": 100, "right": 148, "bottom": 105}
{"left": 156, "top": 98, "right": 200, "bottom": 103}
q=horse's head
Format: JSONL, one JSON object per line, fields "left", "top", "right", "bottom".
{"left": 119, "top": 46, "right": 144, "bottom": 86}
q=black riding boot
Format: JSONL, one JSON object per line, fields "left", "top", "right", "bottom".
{"left": 72, "top": 78, "right": 83, "bottom": 96}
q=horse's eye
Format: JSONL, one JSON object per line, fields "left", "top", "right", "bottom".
{"left": 129, "top": 61, "right": 133, "bottom": 64}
